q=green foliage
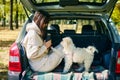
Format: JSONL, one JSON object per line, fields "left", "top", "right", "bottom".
{"left": 0, "top": 0, "right": 120, "bottom": 26}
{"left": 111, "top": 2, "right": 120, "bottom": 25}
{"left": 0, "top": 0, "right": 26, "bottom": 19}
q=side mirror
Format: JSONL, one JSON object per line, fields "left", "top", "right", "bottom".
{"left": 59, "top": 0, "right": 79, "bottom": 7}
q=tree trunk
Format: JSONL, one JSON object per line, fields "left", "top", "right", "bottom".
{"left": 15, "top": 0, "right": 19, "bottom": 29}
{"left": 2, "top": 0, "right": 6, "bottom": 27}
{"left": 10, "top": 0, "right": 13, "bottom": 30}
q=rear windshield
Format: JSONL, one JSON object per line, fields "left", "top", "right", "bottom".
{"left": 48, "top": 19, "right": 98, "bottom": 34}
{"left": 31, "top": 0, "right": 107, "bottom": 5}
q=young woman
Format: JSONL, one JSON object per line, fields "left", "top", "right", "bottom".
{"left": 22, "top": 11, "right": 64, "bottom": 72}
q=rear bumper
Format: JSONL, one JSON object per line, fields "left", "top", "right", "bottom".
{"left": 8, "top": 71, "right": 20, "bottom": 80}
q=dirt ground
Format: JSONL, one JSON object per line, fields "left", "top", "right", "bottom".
{"left": 0, "top": 26, "right": 21, "bottom": 79}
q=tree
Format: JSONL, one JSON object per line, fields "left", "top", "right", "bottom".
{"left": 10, "top": 0, "right": 13, "bottom": 30}
{"left": 2, "top": 0, "right": 6, "bottom": 27}
{"left": 111, "top": 2, "right": 120, "bottom": 25}
{"left": 15, "top": 0, "right": 19, "bottom": 29}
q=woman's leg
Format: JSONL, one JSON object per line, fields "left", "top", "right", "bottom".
{"left": 39, "top": 48, "right": 64, "bottom": 72}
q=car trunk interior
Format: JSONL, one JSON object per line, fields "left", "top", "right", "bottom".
{"left": 20, "top": 16, "right": 113, "bottom": 79}
{"left": 46, "top": 19, "right": 111, "bottom": 80}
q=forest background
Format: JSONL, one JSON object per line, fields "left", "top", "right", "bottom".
{"left": 0, "top": 0, "right": 120, "bottom": 30}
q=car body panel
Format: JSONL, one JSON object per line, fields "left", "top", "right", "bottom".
{"left": 8, "top": 71, "right": 20, "bottom": 80}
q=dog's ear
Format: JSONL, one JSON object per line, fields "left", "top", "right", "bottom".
{"left": 89, "top": 72, "right": 95, "bottom": 79}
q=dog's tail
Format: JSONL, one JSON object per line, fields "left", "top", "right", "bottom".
{"left": 87, "top": 46, "right": 98, "bottom": 55}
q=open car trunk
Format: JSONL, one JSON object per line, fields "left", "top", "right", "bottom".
{"left": 19, "top": 0, "right": 119, "bottom": 80}
{"left": 20, "top": 14, "right": 114, "bottom": 80}
{"left": 21, "top": 32, "right": 111, "bottom": 79}
{"left": 20, "top": 0, "right": 118, "bottom": 19}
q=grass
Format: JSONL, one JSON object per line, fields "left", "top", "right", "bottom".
{"left": 0, "top": 41, "right": 14, "bottom": 47}
{"left": 0, "top": 47, "right": 9, "bottom": 79}
{"left": 0, "top": 26, "right": 21, "bottom": 79}
{"left": 0, "top": 49, "right": 5, "bottom": 52}
{"left": 0, "top": 63, "right": 8, "bottom": 80}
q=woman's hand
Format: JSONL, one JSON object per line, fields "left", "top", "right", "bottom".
{"left": 44, "top": 40, "right": 52, "bottom": 49}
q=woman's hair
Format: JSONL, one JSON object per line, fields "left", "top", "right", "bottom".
{"left": 33, "top": 10, "right": 50, "bottom": 24}
{"left": 33, "top": 10, "right": 50, "bottom": 40}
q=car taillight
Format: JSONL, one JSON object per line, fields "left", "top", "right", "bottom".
{"left": 116, "top": 49, "right": 120, "bottom": 73}
{"left": 9, "top": 42, "right": 21, "bottom": 72}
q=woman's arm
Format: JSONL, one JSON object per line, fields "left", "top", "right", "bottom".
{"left": 25, "top": 30, "right": 48, "bottom": 60}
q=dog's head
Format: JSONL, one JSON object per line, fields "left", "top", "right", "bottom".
{"left": 87, "top": 46, "right": 98, "bottom": 55}
{"left": 60, "top": 37, "right": 74, "bottom": 49}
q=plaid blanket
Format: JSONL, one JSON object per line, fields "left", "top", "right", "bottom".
{"left": 33, "top": 72, "right": 73, "bottom": 80}
{"left": 22, "top": 66, "right": 109, "bottom": 80}
{"left": 31, "top": 70, "right": 108, "bottom": 80}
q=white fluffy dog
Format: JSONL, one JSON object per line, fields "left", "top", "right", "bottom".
{"left": 60, "top": 37, "right": 98, "bottom": 73}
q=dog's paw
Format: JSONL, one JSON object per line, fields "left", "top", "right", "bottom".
{"left": 89, "top": 72, "right": 95, "bottom": 80}
{"left": 102, "top": 70, "right": 109, "bottom": 79}
{"left": 82, "top": 72, "right": 95, "bottom": 80}
{"left": 82, "top": 72, "right": 89, "bottom": 80}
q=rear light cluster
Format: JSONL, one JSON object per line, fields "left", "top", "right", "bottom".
{"left": 9, "top": 42, "right": 21, "bottom": 72}
{"left": 116, "top": 49, "right": 120, "bottom": 73}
